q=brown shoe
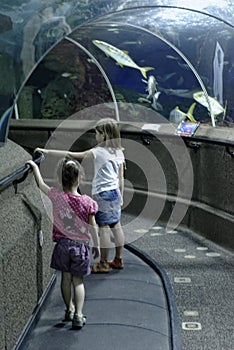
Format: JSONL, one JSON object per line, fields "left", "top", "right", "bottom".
{"left": 109, "top": 257, "right": 124, "bottom": 269}
{"left": 91, "top": 261, "right": 110, "bottom": 273}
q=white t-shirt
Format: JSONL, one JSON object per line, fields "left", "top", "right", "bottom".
{"left": 91, "top": 146, "right": 125, "bottom": 195}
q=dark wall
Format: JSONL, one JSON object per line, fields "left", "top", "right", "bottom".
{"left": 121, "top": 124, "right": 234, "bottom": 251}
{"left": 0, "top": 140, "right": 54, "bottom": 350}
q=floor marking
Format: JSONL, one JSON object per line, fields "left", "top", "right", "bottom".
{"left": 174, "top": 277, "right": 191, "bottom": 283}
{"left": 166, "top": 230, "right": 178, "bottom": 234}
{"left": 133, "top": 229, "right": 148, "bottom": 234}
{"left": 206, "top": 252, "right": 221, "bottom": 257}
{"left": 184, "top": 255, "right": 196, "bottom": 259}
{"left": 152, "top": 226, "right": 163, "bottom": 230}
{"left": 150, "top": 232, "right": 163, "bottom": 236}
{"left": 182, "top": 322, "right": 202, "bottom": 330}
{"left": 174, "top": 248, "right": 186, "bottom": 253}
{"left": 196, "top": 247, "right": 208, "bottom": 251}
{"left": 183, "top": 310, "right": 199, "bottom": 317}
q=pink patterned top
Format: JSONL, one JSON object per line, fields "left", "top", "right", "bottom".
{"left": 48, "top": 188, "right": 98, "bottom": 242}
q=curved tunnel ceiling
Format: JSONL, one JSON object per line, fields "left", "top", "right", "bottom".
{"left": 1, "top": 1, "right": 234, "bottom": 143}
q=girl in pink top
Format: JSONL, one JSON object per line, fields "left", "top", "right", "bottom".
{"left": 26, "top": 158, "right": 99, "bottom": 329}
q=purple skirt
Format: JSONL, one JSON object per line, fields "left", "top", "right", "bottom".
{"left": 50, "top": 238, "right": 91, "bottom": 276}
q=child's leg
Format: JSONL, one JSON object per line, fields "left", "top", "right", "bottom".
{"left": 91, "top": 225, "right": 110, "bottom": 273}
{"left": 61, "top": 271, "right": 74, "bottom": 312}
{"left": 99, "top": 225, "right": 111, "bottom": 262}
{"left": 110, "top": 221, "right": 125, "bottom": 259}
{"left": 109, "top": 222, "right": 125, "bottom": 269}
{"left": 72, "top": 275, "right": 85, "bottom": 317}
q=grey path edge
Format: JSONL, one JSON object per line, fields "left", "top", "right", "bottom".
{"left": 125, "top": 243, "right": 181, "bottom": 350}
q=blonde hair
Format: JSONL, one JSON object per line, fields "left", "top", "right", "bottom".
{"left": 95, "top": 118, "right": 122, "bottom": 149}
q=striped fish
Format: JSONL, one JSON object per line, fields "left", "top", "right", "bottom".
{"left": 93, "top": 39, "right": 154, "bottom": 78}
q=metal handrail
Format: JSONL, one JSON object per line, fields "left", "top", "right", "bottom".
{"left": 9, "top": 119, "right": 234, "bottom": 148}
{"left": 9, "top": 120, "right": 234, "bottom": 160}
{"left": 0, "top": 151, "right": 44, "bottom": 193}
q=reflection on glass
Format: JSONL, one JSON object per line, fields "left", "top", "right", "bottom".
{"left": 17, "top": 39, "right": 114, "bottom": 120}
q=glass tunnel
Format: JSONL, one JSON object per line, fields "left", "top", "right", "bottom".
{"left": 1, "top": 0, "right": 234, "bottom": 144}
{"left": 1, "top": 3, "right": 234, "bottom": 350}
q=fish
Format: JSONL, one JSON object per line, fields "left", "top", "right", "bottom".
{"left": 138, "top": 97, "right": 151, "bottom": 104}
{"left": 193, "top": 91, "right": 225, "bottom": 117}
{"left": 159, "top": 72, "right": 176, "bottom": 82}
{"left": 169, "top": 103, "right": 197, "bottom": 124}
{"left": 152, "top": 92, "right": 163, "bottom": 111}
{"left": 107, "top": 27, "right": 119, "bottom": 31}
{"left": 107, "top": 28, "right": 119, "bottom": 34}
{"left": 177, "top": 76, "right": 184, "bottom": 86}
{"left": 138, "top": 92, "right": 163, "bottom": 111}
{"left": 166, "top": 54, "right": 179, "bottom": 61}
{"left": 61, "top": 72, "right": 78, "bottom": 80}
{"left": 121, "top": 40, "right": 142, "bottom": 45}
{"left": 61, "top": 72, "right": 72, "bottom": 77}
{"left": 92, "top": 39, "right": 154, "bottom": 78}
{"left": 177, "top": 62, "right": 190, "bottom": 70}
{"left": 160, "top": 87, "right": 199, "bottom": 99}
{"left": 167, "top": 55, "right": 190, "bottom": 70}
{"left": 142, "top": 75, "right": 158, "bottom": 99}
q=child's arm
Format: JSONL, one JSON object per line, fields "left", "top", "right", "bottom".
{"left": 26, "top": 160, "right": 50, "bottom": 195}
{"left": 35, "top": 147, "right": 93, "bottom": 160}
{"left": 119, "top": 163, "right": 124, "bottom": 204}
{"left": 88, "top": 214, "right": 100, "bottom": 259}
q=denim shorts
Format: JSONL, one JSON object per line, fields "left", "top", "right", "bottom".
{"left": 50, "top": 238, "right": 91, "bottom": 276}
{"left": 93, "top": 189, "right": 122, "bottom": 226}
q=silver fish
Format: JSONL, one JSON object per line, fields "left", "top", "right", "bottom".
{"left": 142, "top": 75, "right": 158, "bottom": 99}
{"left": 177, "top": 76, "right": 184, "bottom": 86}
{"left": 92, "top": 40, "right": 154, "bottom": 78}
{"left": 160, "top": 88, "right": 199, "bottom": 99}
{"left": 121, "top": 40, "right": 142, "bottom": 45}
{"left": 152, "top": 92, "right": 162, "bottom": 111}
{"left": 138, "top": 97, "right": 151, "bottom": 104}
{"left": 61, "top": 72, "right": 72, "bottom": 77}
{"left": 166, "top": 55, "right": 179, "bottom": 61}
{"left": 159, "top": 72, "right": 176, "bottom": 82}
{"left": 61, "top": 72, "right": 77, "bottom": 80}
{"left": 177, "top": 62, "right": 190, "bottom": 70}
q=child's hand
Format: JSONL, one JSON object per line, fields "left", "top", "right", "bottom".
{"left": 26, "top": 160, "right": 35, "bottom": 168}
{"left": 34, "top": 147, "right": 46, "bottom": 154}
{"left": 92, "top": 247, "right": 100, "bottom": 259}
{"left": 120, "top": 193, "right": 124, "bottom": 206}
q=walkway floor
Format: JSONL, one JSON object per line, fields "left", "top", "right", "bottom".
{"left": 127, "top": 216, "right": 234, "bottom": 350}
{"left": 20, "top": 248, "right": 179, "bottom": 350}
{"left": 15, "top": 213, "right": 234, "bottom": 350}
